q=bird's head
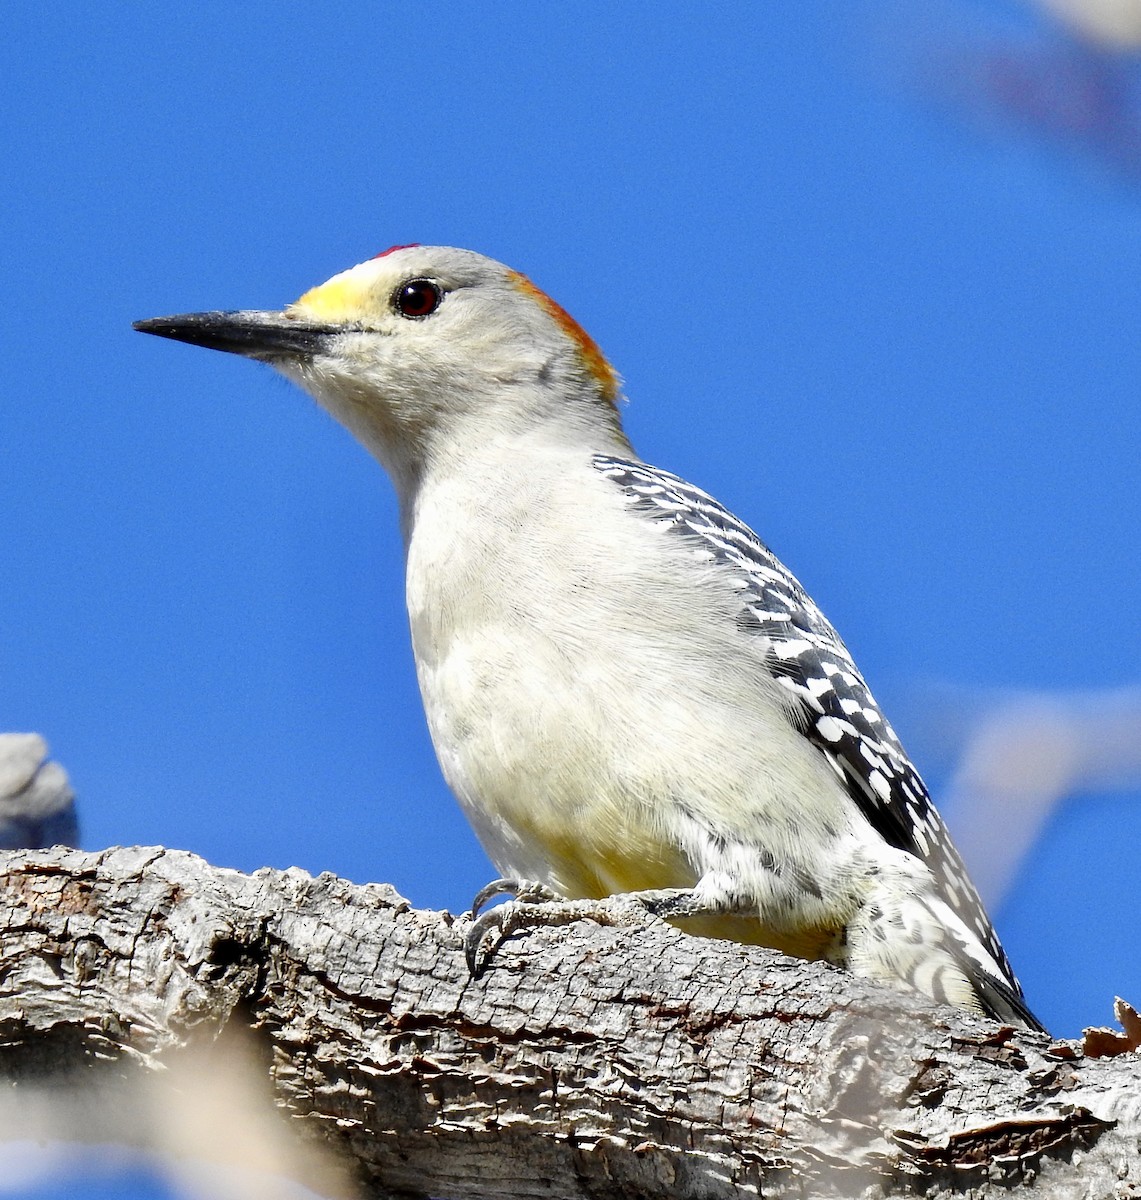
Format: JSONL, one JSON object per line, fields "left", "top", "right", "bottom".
{"left": 135, "top": 245, "right": 628, "bottom": 492}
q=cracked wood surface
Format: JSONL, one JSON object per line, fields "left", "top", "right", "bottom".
{"left": 1, "top": 846, "right": 1139, "bottom": 1199}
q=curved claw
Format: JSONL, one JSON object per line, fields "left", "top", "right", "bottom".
{"left": 469, "top": 877, "right": 560, "bottom": 919}
{"left": 464, "top": 906, "right": 507, "bottom": 977}
{"left": 469, "top": 878, "right": 520, "bottom": 919}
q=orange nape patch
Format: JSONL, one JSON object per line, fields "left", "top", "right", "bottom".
{"left": 509, "top": 272, "right": 621, "bottom": 408}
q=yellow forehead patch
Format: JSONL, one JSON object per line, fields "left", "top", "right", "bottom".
{"left": 509, "top": 272, "right": 620, "bottom": 407}
{"left": 291, "top": 268, "right": 374, "bottom": 323}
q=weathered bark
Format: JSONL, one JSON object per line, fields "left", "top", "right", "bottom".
{"left": 0, "top": 846, "right": 1138, "bottom": 1200}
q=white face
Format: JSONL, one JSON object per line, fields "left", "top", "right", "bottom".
{"left": 271, "top": 245, "right": 622, "bottom": 486}
{"left": 289, "top": 245, "right": 512, "bottom": 328}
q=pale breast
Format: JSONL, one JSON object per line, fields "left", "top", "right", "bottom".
{"left": 404, "top": 444, "right": 860, "bottom": 916}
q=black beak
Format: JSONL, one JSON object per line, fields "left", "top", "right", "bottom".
{"left": 133, "top": 310, "right": 346, "bottom": 360}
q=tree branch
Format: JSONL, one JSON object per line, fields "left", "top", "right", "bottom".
{"left": 1, "top": 846, "right": 1137, "bottom": 1199}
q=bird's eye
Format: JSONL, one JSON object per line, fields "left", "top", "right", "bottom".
{"left": 394, "top": 278, "right": 443, "bottom": 319}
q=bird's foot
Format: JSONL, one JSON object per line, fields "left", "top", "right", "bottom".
{"left": 463, "top": 880, "right": 705, "bottom": 976}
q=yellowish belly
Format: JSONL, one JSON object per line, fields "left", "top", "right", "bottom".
{"left": 536, "top": 832, "right": 840, "bottom": 964}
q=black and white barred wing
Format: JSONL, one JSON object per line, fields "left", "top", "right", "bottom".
{"left": 593, "top": 454, "right": 1019, "bottom": 990}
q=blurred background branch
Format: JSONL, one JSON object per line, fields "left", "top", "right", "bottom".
{"left": 0, "top": 734, "right": 77, "bottom": 852}
{"left": 936, "top": 686, "right": 1141, "bottom": 908}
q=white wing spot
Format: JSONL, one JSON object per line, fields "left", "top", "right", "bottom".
{"left": 869, "top": 770, "right": 892, "bottom": 802}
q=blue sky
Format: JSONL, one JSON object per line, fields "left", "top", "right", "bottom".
{"left": 3, "top": 6, "right": 1141, "bottom": 1187}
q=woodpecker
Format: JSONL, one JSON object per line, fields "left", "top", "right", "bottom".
{"left": 136, "top": 245, "right": 1043, "bottom": 1030}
